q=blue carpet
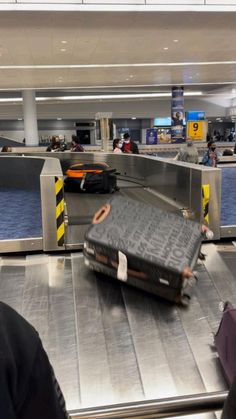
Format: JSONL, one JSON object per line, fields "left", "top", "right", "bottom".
{"left": 0, "top": 188, "right": 42, "bottom": 239}
{"left": 221, "top": 167, "right": 236, "bottom": 226}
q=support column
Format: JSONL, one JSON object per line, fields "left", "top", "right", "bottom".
{"left": 22, "top": 90, "right": 39, "bottom": 146}
{"left": 95, "top": 112, "right": 112, "bottom": 152}
{"left": 171, "top": 86, "right": 184, "bottom": 143}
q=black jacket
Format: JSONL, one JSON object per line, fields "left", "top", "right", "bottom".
{"left": 0, "top": 302, "right": 68, "bottom": 419}
{"left": 121, "top": 140, "right": 139, "bottom": 154}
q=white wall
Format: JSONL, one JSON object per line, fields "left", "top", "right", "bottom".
{"left": 39, "top": 130, "right": 75, "bottom": 142}
{"left": 0, "top": 129, "right": 76, "bottom": 143}
{"left": 0, "top": 131, "right": 24, "bottom": 142}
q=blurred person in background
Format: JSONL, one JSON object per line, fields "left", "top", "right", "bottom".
{"left": 202, "top": 141, "right": 221, "bottom": 167}
{"left": 174, "top": 138, "right": 199, "bottom": 164}
{"left": 1, "top": 146, "right": 12, "bottom": 152}
{"left": 113, "top": 138, "right": 123, "bottom": 153}
{"left": 46, "top": 136, "right": 62, "bottom": 152}
{"left": 70, "top": 135, "right": 84, "bottom": 152}
{"left": 121, "top": 133, "right": 139, "bottom": 154}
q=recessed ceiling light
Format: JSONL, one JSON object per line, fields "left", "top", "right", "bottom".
{"left": 163, "top": 47, "right": 168, "bottom": 50}
{"left": 61, "top": 41, "right": 67, "bottom": 44}
{"left": 57, "top": 117, "right": 62, "bottom": 120}
{"left": 173, "top": 39, "right": 179, "bottom": 43}
{"left": 131, "top": 117, "right": 137, "bottom": 119}
{"left": 60, "top": 48, "right": 66, "bottom": 52}
{"left": 126, "top": 78, "right": 129, "bottom": 81}
{"left": 130, "top": 75, "right": 134, "bottom": 78}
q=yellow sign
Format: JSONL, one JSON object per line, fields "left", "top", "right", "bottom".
{"left": 187, "top": 121, "right": 204, "bottom": 140}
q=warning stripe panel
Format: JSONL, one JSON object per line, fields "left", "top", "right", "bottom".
{"left": 55, "top": 178, "right": 63, "bottom": 196}
{"left": 55, "top": 176, "right": 65, "bottom": 247}
{"left": 56, "top": 201, "right": 65, "bottom": 219}
{"left": 57, "top": 222, "right": 65, "bottom": 242}
{"left": 202, "top": 184, "right": 210, "bottom": 224}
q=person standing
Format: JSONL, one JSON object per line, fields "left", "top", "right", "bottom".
{"left": 202, "top": 141, "right": 220, "bottom": 167}
{"left": 46, "top": 136, "right": 61, "bottom": 152}
{"left": 70, "top": 135, "right": 84, "bottom": 152}
{"left": 113, "top": 138, "right": 123, "bottom": 153}
{"left": 175, "top": 138, "right": 199, "bottom": 164}
{"left": 121, "top": 133, "right": 139, "bottom": 154}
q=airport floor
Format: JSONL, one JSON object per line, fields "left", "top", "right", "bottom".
{"left": 1, "top": 242, "right": 236, "bottom": 418}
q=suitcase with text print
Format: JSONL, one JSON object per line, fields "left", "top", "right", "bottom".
{"left": 83, "top": 196, "right": 202, "bottom": 305}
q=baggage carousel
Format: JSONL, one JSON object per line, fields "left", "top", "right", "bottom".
{"left": 0, "top": 154, "right": 235, "bottom": 417}
{"left": 1, "top": 240, "right": 235, "bottom": 418}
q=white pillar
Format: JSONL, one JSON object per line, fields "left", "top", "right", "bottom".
{"left": 22, "top": 90, "right": 39, "bottom": 146}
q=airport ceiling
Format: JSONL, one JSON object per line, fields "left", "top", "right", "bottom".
{"left": 0, "top": 10, "right": 236, "bottom": 102}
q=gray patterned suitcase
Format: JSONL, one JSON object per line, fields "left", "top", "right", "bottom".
{"left": 84, "top": 196, "right": 202, "bottom": 305}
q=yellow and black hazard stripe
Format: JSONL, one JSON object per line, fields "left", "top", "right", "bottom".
{"left": 202, "top": 184, "right": 210, "bottom": 224}
{"left": 55, "top": 177, "right": 65, "bottom": 246}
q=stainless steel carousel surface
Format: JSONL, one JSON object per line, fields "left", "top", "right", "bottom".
{"left": 0, "top": 242, "right": 235, "bottom": 418}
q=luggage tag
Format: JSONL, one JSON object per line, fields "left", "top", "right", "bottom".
{"left": 117, "top": 251, "right": 128, "bottom": 282}
{"left": 80, "top": 174, "right": 87, "bottom": 191}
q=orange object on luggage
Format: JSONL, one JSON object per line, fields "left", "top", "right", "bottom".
{"left": 66, "top": 163, "right": 109, "bottom": 178}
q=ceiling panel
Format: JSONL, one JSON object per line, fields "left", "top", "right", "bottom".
{"left": 0, "top": 10, "right": 234, "bottom": 96}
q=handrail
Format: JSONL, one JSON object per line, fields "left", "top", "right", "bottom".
{"left": 69, "top": 390, "right": 228, "bottom": 418}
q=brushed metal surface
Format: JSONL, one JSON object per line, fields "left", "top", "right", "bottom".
{"left": 69, "top": 391, "right": 227, "bottom": 419}
{"left": 0, "top": 237, "right": 43, "bottom": 253}
{"left": 0, "top": 244, "right": 230, "bottom": 418}
{"left": 0, "top": 153, "right": 225, "bottom": 253}
{"left": 27, "top": 152, "right": 222, "bottom": 237}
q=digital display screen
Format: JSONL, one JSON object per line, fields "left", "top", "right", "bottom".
{"left": 186, "top": 111, "right": 205, "bottom": 121}
{"left": 153, "top": 117, "right": 171, "bottom": 126}
{"left": 153, "top": 117, "right": 186, "bottom": 126}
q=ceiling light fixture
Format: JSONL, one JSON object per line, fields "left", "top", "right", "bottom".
{"left": 131, "top": 117, "right": 136, "bottom": 119}
{"left": 60, "top": 49, "right": 66, "bottom": 52}
{"left": 163, "top": 47, "right": 168, "bottom": 50}
{"left": 61, "top": 41, "right": 67, "bottom": 44}
{"left": 57, "top": 117, "right": 62, "bottom": 120}
{"left": 173, "top": 39, "right": 179, "bottom": 43}
{"left": 0, "top": 91, "right": 203, "bottom": 103}
{"left": 3, "top": 60, "right": 236, "bottom": 69}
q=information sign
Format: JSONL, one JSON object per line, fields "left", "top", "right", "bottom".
{"left": 187, "top": 121, "right": 204, "bottom": 140}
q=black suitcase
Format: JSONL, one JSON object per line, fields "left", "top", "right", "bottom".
{"left": 84, "top": 196, "right": 202, "bottom": 305}
{"left": 64, "top": 163, "right": 118, "bottom": 193}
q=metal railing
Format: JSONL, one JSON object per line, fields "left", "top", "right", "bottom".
{"left": 69, "top": 390, "right": 228, "bottom": 418}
